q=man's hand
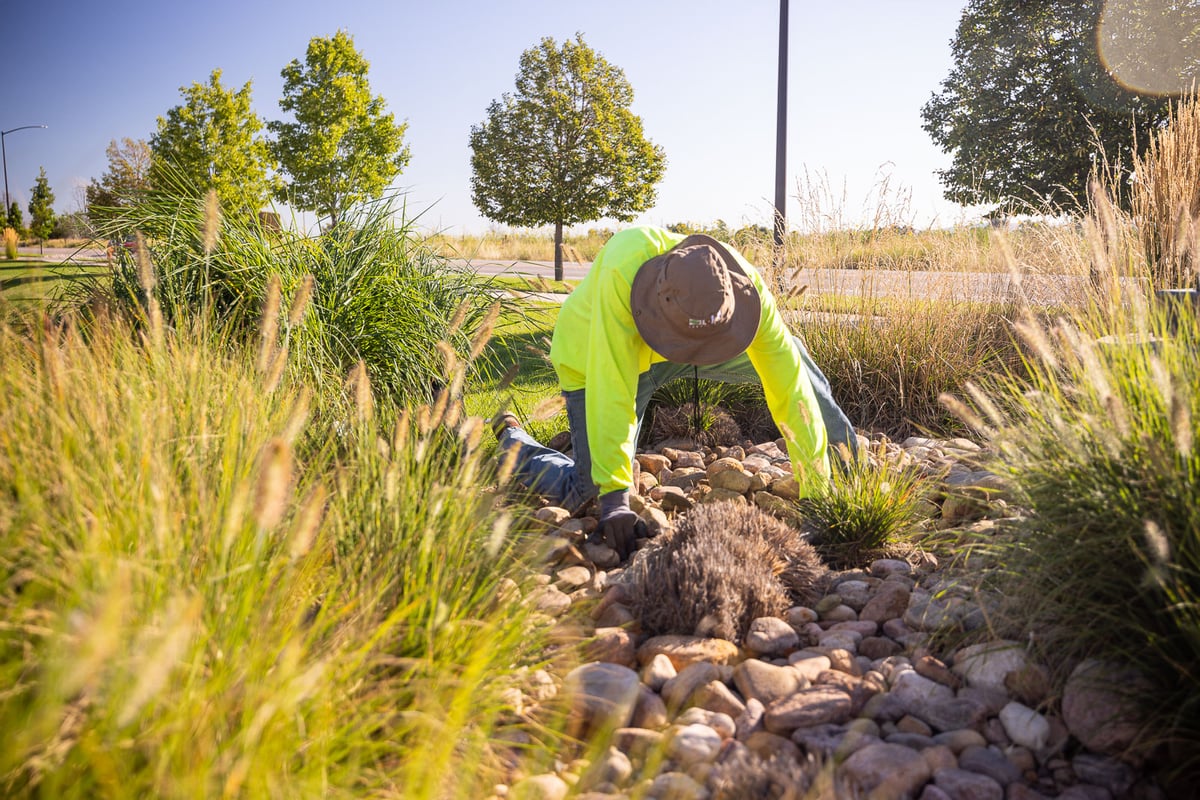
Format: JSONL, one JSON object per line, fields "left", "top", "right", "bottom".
{"left": 597, "top": 489, "right": 647, "bottom": 560}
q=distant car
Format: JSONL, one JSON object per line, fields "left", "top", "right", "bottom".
{"left": 106, "top": 235, "right": 140, "bottom": 258}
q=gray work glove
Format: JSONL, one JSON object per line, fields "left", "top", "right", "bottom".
{"left": 597, "top": 489, "right": 646, "bottom": 561}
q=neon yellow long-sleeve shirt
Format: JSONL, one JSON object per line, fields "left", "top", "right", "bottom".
{"left": 548, "top": 226, "right": 830, "bottom": 498}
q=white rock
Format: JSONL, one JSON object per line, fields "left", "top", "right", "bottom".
{"left": 641, "top": 653, "right": 677, "bottom": 691}
{"left": 667, "top": 723, "right": 723, "bottom": 765}
{"left": 999, "top": 701, "right": 1051, "bottom": 751}
{"left": 675, "top": 707, "right": 736, "bottom": 740}
{"left": 510, "top": 773, "right": 569, "bottom": 800}
{"left": 952, "top": 640, "right": 1027, "bottom": 692}
{"left": 788, "top": 651, "right": 832, "bottom": 682}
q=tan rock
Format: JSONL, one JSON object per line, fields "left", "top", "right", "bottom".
{"left": 709, "top": 465, "right": 752, "bottom": 494}
{"left": 636, "top": 453, "right": 671, "bottom": 475}
{"left": 815, "top": 669, "right": 880, "bottom": 716}
{"left": 510, "top": 773, "right": 569, "bottom": 800}
{"left": 701, "top": 487, "right": 747, "bottom": 505}
{"left": 661, "top": 661, "right": 721, "bottom": 713}
{"left": 555, "top": 565, "right": 592, "bottom": 589}
{"left": 787, "top": 651, "right": 832, "bottom": 682}
{"left": 650, "top": 485, "right": 693, "bottom": 512}
{"left": 630, "top": 684, "right": 669, "bottom": 729}
{"left": 768, "top": 476, "right": 801, "bottom": 501}
{"left": 664, "top": 467, "right": 706, "bottom": 491}
{"left": 637, "top": 634, "right": 741, "bottom": 670}
{"left": 706, "top": 456, "right": 745, "bottom": 477}
{"left": 733, "top": 658, "right": 803, "bottom": 706}
{"left": 839, "top": 742, "right": 933, "bottom": 799}
{"left": 641, "top": 652, "right": 677, "bottom": 691}
{"left": 584, "top": 627, "right": 638, "bottom": 668}
{"left": 533, "top": 506, "right": 573, "bottom": 526}
{"left": 860, "top": 580, "right": 911, "bottom": 623}
{"left": 1061, "top": 659, "right": 1146, "bottom": 756}
{"left": 692, "top": 679, "right": 747, "bottom": 719}
{"left": 915, "top": 653, "right": 963, "bottom": 690}
{"left": 563, "top": 662, "right": 641, "bottom": 737}
{"left": 763, "top": 686, "right": 853, "bottom": 734}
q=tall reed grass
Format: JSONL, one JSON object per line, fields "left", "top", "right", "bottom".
{"left": 1130, "top": 91, "right": 1200, "bottom": 289}
{"left": 87, "top": 188, "right": 508, "bottom": 408}
{"left": 0, "top": 309, "right": 558, "bottom": 798}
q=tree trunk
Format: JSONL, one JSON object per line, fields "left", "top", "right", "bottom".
{"left": 554, "top": 219, "right": 564, "bottom": 283}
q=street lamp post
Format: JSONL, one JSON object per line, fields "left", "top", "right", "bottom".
{"left": 773, "top": 0, "right": 788, "bottom": 263}
{"left": 2, "top": 124, "right": 48, "bottom": 225}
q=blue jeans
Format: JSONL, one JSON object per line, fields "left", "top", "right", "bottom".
{"left": 497, "top": 334, "right": 856, "bottom": 510}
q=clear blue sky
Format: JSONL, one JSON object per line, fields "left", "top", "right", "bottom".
{"left": 1, "top": 0, "right": 982, "bottom": 235}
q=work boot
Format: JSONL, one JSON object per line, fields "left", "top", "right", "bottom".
{"left": 490, "top": 413, "right": 522, "bottom": 439}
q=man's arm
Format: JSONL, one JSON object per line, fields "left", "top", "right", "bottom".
{"left": 741, "top": 267, "right": 831, "bottom": 497}
{"left": 583, "top": 263, "right": 645, "bottom": 495}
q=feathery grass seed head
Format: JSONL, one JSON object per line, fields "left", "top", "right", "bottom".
{"left": 136, "top": 233, "right": 155, "bottom": 293}
{"left": 255, "top": 438, "right": 293, "bottom": 531}
{"left": 258, "top": 275, "right": 282, "bottom": 373}
{"left": 289, "top": 484, "right": 327, "bottom": 559}
{"left": 468, "top": 302, "right": 501, "bottom": 361}
{"left": 287, "top": 274, "right": 314, "bottom": 328}
{"left": 201, "top": 189, "right": 221, "bottom": 255}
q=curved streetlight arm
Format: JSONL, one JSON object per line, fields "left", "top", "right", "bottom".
{"left": 2, "top": 124, "right": 49, "bottom": 224}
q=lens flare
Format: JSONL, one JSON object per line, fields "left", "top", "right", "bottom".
{"left": 1096, "top": 0, "right": 1200, "bottom": 96}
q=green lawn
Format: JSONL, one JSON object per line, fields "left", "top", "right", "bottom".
{"left": 0, "top": 261, "right": 106, "bottom": 303}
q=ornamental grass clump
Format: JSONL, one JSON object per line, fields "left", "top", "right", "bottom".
{"left": 795, "top": 296, "right": 1020, "bottom": 439}
{"left": 84, "top": 184, "right": 508, "bottom": 408}
{"left": 3, "top": 227, "right": 17, "bottom": 260}
{"left": 644, "top": 377, "right": 777, "bottom": 446}
{"left": 0, "top": 306, "right": 556, "bottom": 798}
{"left": 627, "top": 502, "right": 826, "bottom": 643}
{"left": 798, "top": 441, "right": 933, "bottom": 568}
{"left": 943, "top": 260, "right": 1200, "bottom": 782}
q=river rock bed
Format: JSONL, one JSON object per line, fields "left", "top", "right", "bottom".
{"left": 490, "top": 434, "right": 1164, "bottom": 800}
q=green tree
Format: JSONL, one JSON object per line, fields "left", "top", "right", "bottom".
{"left": 27, "top": 167, "right": 56, "bottom": 249}
{"left": 7, "top": 202, "right": 25, "bottom": 237}
{"left": 151, "top": 69, "right": 277, "bottom": 213}
{"left": 469, "top": 34, "right": 666, "bottom": 280}
{"left": 86, "top": 138, "right": 152, "bottom": 226}
{"left": 270, "top": 30, "right": 410, "bottom": 229}
{"left": 921, "top": 0, "right": 1200, "bottom": 213}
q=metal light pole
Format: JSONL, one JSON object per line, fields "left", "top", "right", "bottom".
{"left": 2, "top": 124, "right": 48, "bottom": 223}
{"left": 773, "top": 0, "right": 788, "bottom": 262}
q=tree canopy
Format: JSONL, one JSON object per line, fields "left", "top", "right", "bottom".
{"left": 86, "top": 138, "right": 152, "bottom": 227}
{"left": 27, "top": 167, "right": 56, "bottom": 243}
{"left": 469, "top": 34, "right": 666, "bottom": 279}
{"left": 921, "top": 0, "right": 1200, "bottom": 213}
{"left": 150, "top": 69, "right": 277, "bottom": 213}
{"left": 269, "top": 30, "right": 410, "bottom": 229}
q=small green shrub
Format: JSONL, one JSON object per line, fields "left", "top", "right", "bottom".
{"left": 798, "top": 441, "right": 932, "bottom": 567}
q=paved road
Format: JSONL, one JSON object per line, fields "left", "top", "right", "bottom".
{"left": 458, "top": 257, "right": 1095, "bottom": 306}
{"left": 19, "top": 247, "right": 1094, "bottom": 306}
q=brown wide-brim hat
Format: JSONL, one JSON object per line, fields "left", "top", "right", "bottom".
{"left": 630, "top": 234, "right": 761, "bottom": 366}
